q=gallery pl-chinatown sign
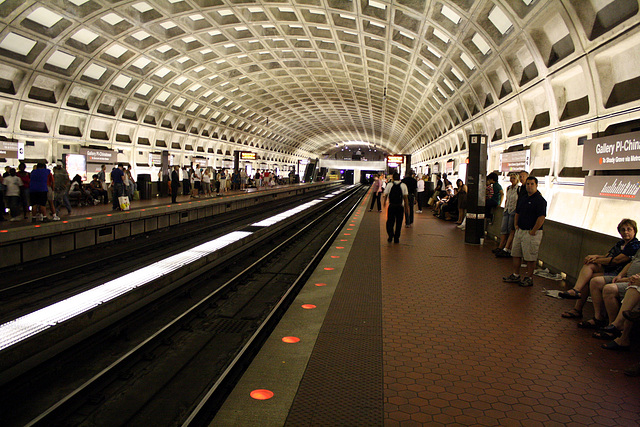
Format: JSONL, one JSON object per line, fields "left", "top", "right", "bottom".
{"left": 583, "top": 131, "right": 640, "bottom": 201}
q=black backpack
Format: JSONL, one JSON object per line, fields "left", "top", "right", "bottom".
{"left": 389, "top": 182, "right": 403, "bottom": 205}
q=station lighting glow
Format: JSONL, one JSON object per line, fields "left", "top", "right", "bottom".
{"left": 281, "top": 336, "right": 301, "bottom": 343}
{"left": 301, "top": 304, "right": 317, "bottom": 309}
{"left": 0, "top": 188, "right": 352, "bottom": 352}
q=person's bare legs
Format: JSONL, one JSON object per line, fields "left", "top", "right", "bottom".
{"left": 603, "top": 283, "right": 622, "bottom": 324}
{"left": 610, "top": 289, "right": 640, "bottom": 330}
{"left": 505, "top": 229, "right": 515, "bottom": 251}
{"left": 588, "top": 277, "right": 608, "bottom": 323}
{"left": 570, "top": 263, "right": 603, "bottom": 294}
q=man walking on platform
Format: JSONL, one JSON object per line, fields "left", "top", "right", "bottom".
{"left": 382, "top": 172, "right": 409, "bottom": 243}
{"left": 402, "top": 171, "right": 417, "bottom": 227}
{"left": 503, "top": 176, "right": 547, "bottom": 287}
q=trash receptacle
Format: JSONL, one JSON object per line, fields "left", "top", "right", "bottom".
{"left": 138, "top": 173, "right": 152, "bottom": 199}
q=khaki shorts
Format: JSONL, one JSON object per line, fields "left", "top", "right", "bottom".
{"left": 511, "top": 228, "right": 543, "bottom": 262}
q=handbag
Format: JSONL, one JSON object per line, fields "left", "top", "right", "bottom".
{"left": 118, "top": 195, "right": 130, "bottom": 211}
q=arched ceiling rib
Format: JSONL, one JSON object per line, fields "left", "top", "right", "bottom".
{"left": 0, "top": 0, "right": 632, "bottom": 159}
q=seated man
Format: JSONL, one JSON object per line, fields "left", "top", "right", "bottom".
{"left": 578, "top": 248, "right": 640, "bottom": 329}
{"left": 592, "top": 277, "right": 640, "bottom": 351}
{"left": 89, "top": 174, "right": 109, "bottom": 204}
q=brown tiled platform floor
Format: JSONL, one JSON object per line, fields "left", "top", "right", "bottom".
{"left": 286, "top": 194, "right": 640, "bottom": 426}
{"left": 381, "top": 212, "right": 640, "bottom": 426}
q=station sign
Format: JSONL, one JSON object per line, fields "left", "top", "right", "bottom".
{"left": 445, "top": 160, "right": 454, "bottom": 174}
{"left": 149, "top": 153, "right": 162, "bottom": 166}
{"left": 0, "top": 140, "right": 19, "bottom": 159}
{"left": 80, "top": 148, "right": 116, "bottom": 164}
{"left": 583, "top": 131, "right": 640, "bottom": 170}
{"left": 387, "top": 155, "right": 404, "bottom": 165}
{"left": 584, "top": 176, "right": 640, "bottom": 201}
{"left": 240, "top": 151, "right": 256, "bottom": 160}
{"left": 500, "top": 150, "right": 530, "bottom": 173}
{"left": 299, "top": 159, "right": 309, "bottom": 165}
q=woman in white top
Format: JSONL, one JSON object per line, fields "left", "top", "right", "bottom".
{"left": 416, "top": 177, "right": 425, "bottom": 213}
{"left": 494, "top": 173, "right": 520, "bottom": 257}
{"left": 202, "top": 168, "right": 212, "bottom": 197}
{"left": 4, "top": 168, "right": 23, "bottom": 221}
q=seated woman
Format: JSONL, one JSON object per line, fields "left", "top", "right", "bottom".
{"left": 591, "top": 276, "right": 640, "bottom": 350}
{"left": 443, "top": 179, "right": 464, "bottom": 221}
{"left": 69, "top": 174, "right": 93, "bottom": 206}
{"left": 578, "top": 248, "right": 640, "bottom": 329}
{"left": 561, "top": 219, "right": 639, "bottom": 319}
{"left": 433, "top": 185, "right": 454, "bottom": 217}
{"left": 89, "top": 174, "right": 108, "bottom": 204}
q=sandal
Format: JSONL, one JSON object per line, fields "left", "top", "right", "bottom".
{"left": 601, "top": 340, "right": 630, "bottom": 351}
{"left": 559, "top": 288, "right": 581, "bottom": 299}
{"left": 592, "top": 325, "right": 622, "bottom": 340}
{"left": 577, "top": 318, "right": 607, "bottom": 329}
{"left": 561, "top": 309, "right": 582, "bottom": 319}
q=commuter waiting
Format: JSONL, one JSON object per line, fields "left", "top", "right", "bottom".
{"left": 493, "top": 173, "right": 520, "bottom": 258}
{"left": 89, "top": 174, "right": 109, "bottom": 204}
{"left": 593, "top": 279, "right": 640, "bottom": 351}
{"left": 577, "top": 247, "right": 640, "bottom": 330}
{"left": 560, "top": 219, "right": 639, "bottom": 319}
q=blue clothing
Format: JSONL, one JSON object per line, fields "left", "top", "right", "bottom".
{"left": 605, "top": 238, "right": 640, "bottom": 274}
{"left": 29, "top": 168, "right": 50, "bottom": 192}
{"left": 111, "top": 167, "right": 125, "bottom": 184}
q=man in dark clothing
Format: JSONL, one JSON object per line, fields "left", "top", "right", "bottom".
{"left": 401, "top": 171, "right": 418, "bottom": 227}
{"left": 382, "top": 172, "right": 409, "bottom": 243}
{"left": 171, "top": 166, "right": 180, "bottom": 203}
{"left": 111, "top": 163, "right": 126, "bottom": 210}
{"left": 503, "top": 176, "right": 546, "bottom": 287}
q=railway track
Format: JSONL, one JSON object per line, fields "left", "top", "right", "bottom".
{"left": 0, "top": 184, "right": 336, "bottom": 323}
{"left": 0, "top": 184, "right": 366, "bottom": 426}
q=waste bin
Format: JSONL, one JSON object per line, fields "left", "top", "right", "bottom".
{"left": 138, "top": 173, "right": 152, "bottom": 200}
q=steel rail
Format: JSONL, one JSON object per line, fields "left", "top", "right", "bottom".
{"left": 25, "top": 185, "right": 362, "bottom": 426}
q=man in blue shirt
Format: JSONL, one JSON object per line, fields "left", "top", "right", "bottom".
{"left": 111, "top": 163, "right": 125, "bottom": 210}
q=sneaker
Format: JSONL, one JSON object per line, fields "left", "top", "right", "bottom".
{"left": 52, "top": 214, "right": 61, "bottom": 221}
{"left": 503, "top": 273, "right": 521, "bottom": 283}
{"left": 496, "top": 250, "right": 512, "bottom": 258}
{"left": 519, "top": 276, "right": 533, "bottom": 287}
{"left": 417, "top": 210, "right": 422, "bottom": 213}
{"left": 491, "top": 248, "right": 502, "bottom": 254}
{"left": 36, "top": 214, "right": 44, "bottom": 222}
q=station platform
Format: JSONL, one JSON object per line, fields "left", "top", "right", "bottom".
{"left": 0, "top": 182, "right": 339, "bottom": 268}
{"left": 214, "top": 190, "right": 640, "bottom": 426}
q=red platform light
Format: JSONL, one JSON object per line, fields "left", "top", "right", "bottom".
{"left": 301, "top": 304, "right": 316, "bottom": 309}
{"left": 324, "top": 267, "right": 335, "bottom": 270}
{"left": 0, "top": 230, "right": 7, "bottom": 233}
{"left": 330, "top": 255, "right": 340, "bottom": 258}
{"left": 86, "top": 217, "right": 92, "bottom": 220}
{"left": 250, "top": 389, "right": 274, "bottom": 400}
{"left": 315, "top": 283, "right": 327, "bottom": 286}
{"left": 62, "top": 221, "right": 68, "bottom": 224}
{"left": 107, "top": 214, "right": 112, "bottom": 217}
{"left": 344, "top": 233, "right": 351, "bottom": 236}
{"left": 340, "top": 239, "right": 347, "bottom": 242}
{"left": 336, "top": 246, "right": 344, "bottom": 249}
{"left": 282, "top": 336, "right": 300, "bottom": 343}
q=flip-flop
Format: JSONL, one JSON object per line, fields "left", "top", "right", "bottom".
{"left": 601, "top": 341, "right": 630, "bottom": 351}
{"left": 561, "top": 309, "right": 582, "bottom": 319}
{"left": 592, "top": 325, "right": 622, "bottom": 340}
{"left": 577, "top": 318, "right": 606, "bottom": 329}
{"left": 559, "top": 288, "right": 581, "bottom": 299}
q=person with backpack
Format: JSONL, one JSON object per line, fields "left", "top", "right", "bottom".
{"left": 382, "top": 172, "right": 409, "bottom": 243}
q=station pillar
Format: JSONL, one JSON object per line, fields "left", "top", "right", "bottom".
{"left": 464, "top": 134, "right": 488, "bottom": 245}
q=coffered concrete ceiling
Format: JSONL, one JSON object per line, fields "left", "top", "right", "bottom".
{"left": 0, "top": 0, "right": 638, "bottom": 161}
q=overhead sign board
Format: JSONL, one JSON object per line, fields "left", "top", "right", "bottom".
{"left": 584, "top": 176, "right": 640, "bottom": 201}
{"left": 0, "top": 141, "right": 18, "bottom": 159}
{"left": 80, "top": 148, "right": 116, "bottom": 164}
{"left": 583, "top": 131, "right": 640, "bottom": 170}
{"left": 387, "top": 155, "right": 404, "bottom": 164}
{"left": 500, "top": 150, "right": 530, "bottom": 173}
{"left": 240, "top": 151, "right": 256, "bottom": 160}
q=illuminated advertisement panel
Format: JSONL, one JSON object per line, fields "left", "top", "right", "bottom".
{"left": 66, "top": 153, "right": 87, "bottom": 181}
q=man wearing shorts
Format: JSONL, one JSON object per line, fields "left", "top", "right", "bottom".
{"left": 503, "top": 176, "right": 546, "bottom": 287}
{"left": 29, "top": 163, "right": 51, "bottom": 222}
